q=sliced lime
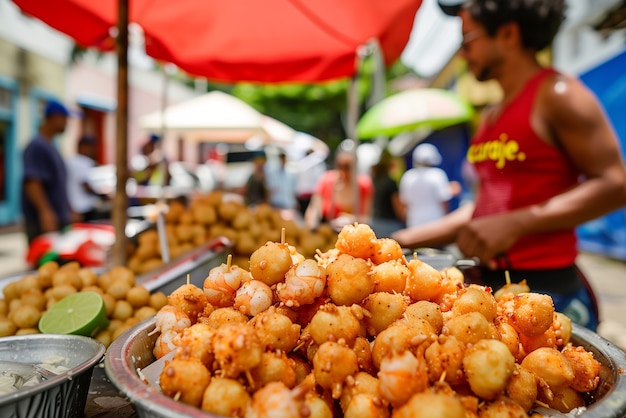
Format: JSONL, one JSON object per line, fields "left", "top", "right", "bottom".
{"left": 39, "top": 291, "right": 109, "bottom": 337}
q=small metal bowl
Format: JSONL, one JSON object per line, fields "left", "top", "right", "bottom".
{"left": 0, "top": 334, "right": 105, "bottom": 417}
{"left": 106, "top": 318, "right": 626, "bottom": 418}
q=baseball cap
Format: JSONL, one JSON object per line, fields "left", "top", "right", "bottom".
{"left": 44, "top": 99, "right": 71, "bottom": 118}
{"left": 413, "top": 143, "right": 442, "bottom": 166}
{"left": 438, "top": 0, "right": 465, "bottom": 16}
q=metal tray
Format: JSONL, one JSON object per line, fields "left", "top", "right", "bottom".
{"left": 105, "top": 319, "right": 626, "bottom": 418}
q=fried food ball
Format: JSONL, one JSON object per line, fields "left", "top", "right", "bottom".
{"left": 108, "top": 265, "right": 136, "bottom": 286}
{"left": 313, "top": 340, "right": 359, "bottom": 399}
{"left": 379, "top": 350, "right": 429, "bottom": 407}
{"left": 493, "top": 279, "right": 531, "bottom": 300}
{"left": 2, "top": 281, "right": 21, "bottom": 302}
{"left": 0, "top": 318, "right": 17, "bottom": 337}
{"left": 340, "top": 371, "right": 381, "bottom": 412}
{"left": 452, "top": 285, "right": 497, "bottom": 322}
{"left": 496, "top": 321, "right": 521, "bottom": 360}
{"left": 78, "top": 268, "right": 98, "bottom": 288}
{"left": 134, "top": 306, "right": 158, "bottom": 321}
{"left": 201, "top": 307, "right": 248, "bottom": 329}
{"left": 362, "top": 292, "right": 409, "bottom": 337}
{"left": 149, "top": 291, "right": 168, "bottom": 310}
{"left": 463, "top": 339, "right": 515, "bottom": 400}
{"left": 168, "top": 283, "right": 209, "bottom": 324}
{"left": 478, "top": 397, "right": 529, "bottom": 418}
{"left": 250, "top": 350, "right": 297, "bottom": 390}
{"left": 370, "top": 238, "right": 403, "bottom": 265}
{"left": 20, "top": 288, "right": 46, "bottom": 311}
{"left": 249, "top": 241, "right": 293, "bottom": 286}
{"left": 107, "top": 279, "right": 132, "bottom": 300}
{"left": 37, "top": 261, "right": 59, "bottom": 288}
{"left": 249, "top": 308, "right": 301, "bottom": 352}
{"left": 18, "top": 274, "right": 42, "bottom": 293}
{"left": 344, "top": 393, "right": 390, "bottom": 418}
{"left": 325, "top": 254, "right": 374, "bottom": 306}
{"left": 335, "top": 223, "right": 377, "bottom": 260}
{"left": 371, "top": 260, "right": 410, "bottom": 294}
{"left": 112, "top": 300, "right": 134, "bottom": 322}
{"left": 50, "top": 284, "right": 78, "bottom": 300}
{"left": 126, "top": 285, "right": 151, "bottom": 308}
{"left": 404, "top": 300, "right": 444, "bottom": 334}
{"left": 201, "top": 377, "right": 250, "bottom": 416}
{"left": 561, "top": 343, "right": 601, "bottom": 392}
{"left": 160, "top": 357, "right": 211, "bottom": 407}
{"left": 191, "top": 202, "right": 217, "bottom": 225}
{"left": 9, "top": 304, "right": 41, "bottom": 329}
{"left": 505, "top": 364, "right": 538, "bottom": 411}
{"left": 371, "top": 322, "right": 418, "bottom": 370}
{"left": 175, "top": 323, "right": 214, "bottom": 367}
{"left": 443, "top": 312, "right": 496, "bottom": 346}
{"left": 424, "top": 336, "right": 466, "bottom": 386}
{"left": 51, "top": 267, "right": 82, "bottom": 289}
{"left": 309, "top": 303, "right": 362, "bottom": 347}
{"left": 555, "top": 312, "right": 572, "bottom": 346}
{"left": 539, "top": 385, "right": 586, "bottom": 413}
{"left": 391, "top": 390, "right": 465, "bottom": 418}
{"left": 511, "top": 293, "right": 554, "bottom": 337}
{"left": 520, "top": 347, "right": 574, "bottom": 390}
{"left": 404, "top": 257, "right": 443, "bottom": 302}
{"left": 212, "top": 323, "right": 263, "bottom": 378}
{"left": 305, "top": 392, "right": 334, "bottom": 418}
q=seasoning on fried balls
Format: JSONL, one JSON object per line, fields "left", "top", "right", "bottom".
{"left": 335, "top": 222, "right": 377, "bottom": 260}
{"left": 201, "top": 377, "right": 250, "bottom": 416}
{"left": 325, "top": 254, "right": 373, "bottom": 306}
{"left": 249, "top": 240, "right": 293, "bottom": 286}
{"left": 160, "top": 357, "right": 211, "bottom": 407}
{"left": 362, "top": 292, "right": 408, "bottom": 337}
{"left": 168, "top": 283, "right": 209, "bottom": 324}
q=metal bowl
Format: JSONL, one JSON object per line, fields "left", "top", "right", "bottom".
{"left": 106, "top": 317, "right": 626, "bottom": 418}
{"left": 0, "top": 334, "right": 105, "bottom": 417}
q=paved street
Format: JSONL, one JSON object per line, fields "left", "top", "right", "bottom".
{"left": 0, "top": 228, "right": 625, "bottom": 351}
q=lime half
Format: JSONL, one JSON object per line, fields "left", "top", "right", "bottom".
{"left": 39, "top": 291, "right": 110, "bottom": 337}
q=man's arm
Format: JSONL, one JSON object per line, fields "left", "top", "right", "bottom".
{"left": 392, "top": 203, "right": 474, "bottom": 249}
{"left": 24, "top": 178, "right": 58, "bottom": 232}
{"left": 456, "top": 74, "right": 626, "bottom": 265}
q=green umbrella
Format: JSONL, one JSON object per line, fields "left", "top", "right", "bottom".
{"left": 356, "top": 88, "right": 474, "bottom": 139}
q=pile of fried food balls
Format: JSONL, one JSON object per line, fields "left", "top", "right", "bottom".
{"left": 153, "top": 222, "right": 602, "bottom": 418}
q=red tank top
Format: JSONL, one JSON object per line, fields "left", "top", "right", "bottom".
{"left": 468, "top": 68, "right": 579, "bottom": 269}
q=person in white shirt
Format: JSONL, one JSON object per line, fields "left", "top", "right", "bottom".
{"left": 66, "top": 136, "right": 102, "bottom": 222}
{"left": 265, "top": 151, "right": 297, "bottom": 210}
{"left": 399, "top": 143, "right": 455, "bottom": 228}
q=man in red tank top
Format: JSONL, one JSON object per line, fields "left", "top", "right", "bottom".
{"left": 393, "top": 0, "right": 626, "bottom": 330}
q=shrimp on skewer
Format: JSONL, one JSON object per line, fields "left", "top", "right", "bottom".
{"left": 203, "top": 255, "right": 248, "bottom": 307}
{"left": 276, "top": 259, "right": 326, "bottom": 308}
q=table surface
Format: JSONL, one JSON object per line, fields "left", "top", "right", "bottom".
{"left": 85, "top": 363, "right": 138, "bottom": 418}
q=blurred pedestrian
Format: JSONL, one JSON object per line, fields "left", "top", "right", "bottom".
{"left": 295, "top": 148, "right": 327, "bottom": 217}
{"left": 305, "top": 144, "right": 374, "bottom": 231}
{"left": 66, "top": 136, "right": 107, "bottom": 222}
{"left": 265, "top": 150, "right": 297, "bottom": 211}
{"left": 370, "top": 148, "right": 404, "bottom": 237}
{"left": 393, "top": 0, "right": 626, "bottom": 330}
{"left": 21, "top": 99, "right": 73, "bottom": 244}
{"left": 398, "top": 143, "right": 457, "bottom": 228}
{"left": 133, "top": 134, "right": 170, "bottom": 187}
{"left": 244, "top": 152, "right": 268, "bottom": 206}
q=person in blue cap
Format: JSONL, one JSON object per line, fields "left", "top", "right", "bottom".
{"left": 21, "top": 99, "right": 73, "bottom": 244}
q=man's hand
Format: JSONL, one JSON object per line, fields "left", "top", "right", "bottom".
{"left": 456, "top": 212, "right": 523, "bottom": 269}
{"left": 39, "top": 208, "right": 59, "bottom": 233}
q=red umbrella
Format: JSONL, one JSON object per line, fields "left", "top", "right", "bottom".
{"left": 13, "top": 0, "right": 421, "bottom": 83}
{"left": 14, "top": 0, "right": 422, "bottom": 264}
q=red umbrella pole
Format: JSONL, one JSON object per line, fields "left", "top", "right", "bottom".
{"left": 110, "top": 0, "right": 129, "bottom": 267}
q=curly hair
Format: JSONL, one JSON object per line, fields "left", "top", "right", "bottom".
{"left": 463, "top": 0, "right": 566, "bottom": 51}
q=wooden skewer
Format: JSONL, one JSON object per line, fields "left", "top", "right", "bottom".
{"left": 226, "top": 253, "right": 232, "bottom": 269}
{"left": 281, "top": 228, "right": 286, "bottom": 245}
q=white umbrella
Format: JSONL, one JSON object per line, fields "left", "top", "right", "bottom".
{"left": 139, "top": 91, "right": 295, "bottom": 144}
